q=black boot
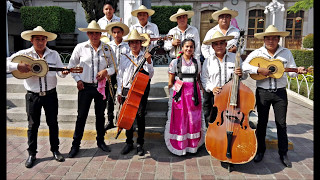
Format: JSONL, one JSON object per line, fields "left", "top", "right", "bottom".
{"left": 25, "top": 154, "right": 36, "bottom": 168}
{"left": 280, "top": 154, "right": 292, "bottom": 168}
{"left": 121, "top": 143, "right": 133, "bottom": 155}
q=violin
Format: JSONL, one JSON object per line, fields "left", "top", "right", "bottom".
{"left": 205, "top": 31, "right": 257, "bottom": 171}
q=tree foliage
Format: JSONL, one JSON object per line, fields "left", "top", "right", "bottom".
{"left": 80, "top": 0, "right": 118, "bottom": 23}
{"left": 288, "top": 0, "right": 313, "bottom": 13}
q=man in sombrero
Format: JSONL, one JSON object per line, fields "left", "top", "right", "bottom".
{"left": 201, "top": 31, "right": 247, "bottom": 127}
{"left": 67, "top": 20, "right": 115, "bottom": 158}
{"left": 103, "top": 22, "right": 130, "bottom": 132}
{"left": 129, "top": 5, "right": 159, "bottom": 50}
{"left": 117, "top": 29, "right": 154, "bottom": 156}
{"left": 164, "top": 8, "right": 201, "bottom": 61}
{"left": 6, "top": 26, "right": 69, "bottom": 168}
{"left": 242, "top": 25, "right": 307, "bottom": 167}
{"left": 201, "top": 7, "right": 240, "bottom": 59}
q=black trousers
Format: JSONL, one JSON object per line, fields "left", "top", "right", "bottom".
{"left": 25, "top": 89, "right": 59, "bottom": 155}
{"left": 122, "top": 80, "right": 150, "bottom": 146}
{"left": 202, "top": 90, "right": 217, "bottom": 127}
{"left": 255, "top": 88, "right": 288, "bottom": 156}
{"left": 72, "top": 85, "right": 107, "bottom": 148}
{"left": 106, "top": 74, "right": 117, "bottom": 123}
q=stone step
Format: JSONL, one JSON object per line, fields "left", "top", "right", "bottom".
{"left": 7, "top": 93, "right": 169, "bottom": 111}
{"left": 6, "top": 107, "right": 167, "bottom": 127}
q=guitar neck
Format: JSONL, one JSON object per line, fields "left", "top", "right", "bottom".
{"left": 49, "top": 67, "right": 69, "bottom": 71}
{"left": 285, "top": 68, "right": 298, "bottom": 73}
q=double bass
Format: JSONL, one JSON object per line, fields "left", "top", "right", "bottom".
{"left": 205, "top": 31, "right": 257, "bottom": 171}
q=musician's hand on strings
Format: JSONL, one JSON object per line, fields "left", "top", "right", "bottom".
{"left": 96, "top": 69, "right": 108, "bottom": 81}
{"left": 257, "top": 67, "right": 271, "bottom": 76}
{"left": 172, "top": 39, "right": 181, "bottom": 47}
{"left": 212, "top": 87, "right": 222, "bottom": 95}
{"left": 117, "top": 95, "right": 122, "bottom": 104}
{"left": 62, "top": 67, "right": 70, "bottom": 75}
{"left": 77, "top": 80, "right": 84, "bottom": 91}
{"left": 228, "top": 45, "right": 237, "bottom": 53}
{"left": 297, "top": 67, "right": 307, "bottom": 74}
{"left": 234, "top": 67, "right": 243, "bottom": 77}
{"left": 17, "top": 62, "right": 31, "bottom": 73}
{"left": 145, "top": 52, "right": 152, "bottom": 64}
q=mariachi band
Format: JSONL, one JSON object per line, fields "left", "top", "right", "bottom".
{"left": 7, "top": 1, "right": 308, "bottom": 170}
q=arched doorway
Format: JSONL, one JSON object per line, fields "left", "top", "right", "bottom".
{"left": 200, "top": 10, "right": 218, "bottom": 43}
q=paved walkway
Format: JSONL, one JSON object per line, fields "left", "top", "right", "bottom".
{"left": 7, "top": 79, "right": 313, "bottom": 180}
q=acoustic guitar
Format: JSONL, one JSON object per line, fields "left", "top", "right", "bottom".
{"left": 11, "top": 55, "right": 83, "bottom": 79}
{"left": 249, "top": 57, "right": 313, "bottom": 80}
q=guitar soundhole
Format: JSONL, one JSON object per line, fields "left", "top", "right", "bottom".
{"left": 268, "top": 66, "right": 276, "bottom": 73}
{"left": 31, "top": 63, "right": 42, "bottom": 73}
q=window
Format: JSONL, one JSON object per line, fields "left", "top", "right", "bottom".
{"left": 285, "top": 10, "right": 304, "bottom": 49}
{"left": 247, "top": 9, "right": 265, "bottom": 49}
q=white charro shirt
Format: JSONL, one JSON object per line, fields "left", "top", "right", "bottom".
{"left": 164, "top": 25, "right": 201, "bottom": 61}
{"left": 201, "top": 24, "right": 240, "bottom": 59}
{"left": 117, "top": 51, "right": 154, "bottom": 95}
{"left": 242, "top": 45, "right": 298, "bottom": 90}
{"left": 129, "top": 21, "right": 160, "bottom": 50}
{"left": 6, "top": 46, "right": 66, "bottom": 92}
{"left": 97, "top": 14, "right": 122, "bottom": 41}
{"left": 107, "top": 40, "right": 130, "bottom": 68}
{"left": 200, "top": 52, "right": 247, "bottom": 93}
{"left": 67, "top": 40, "right": 115, "bottom": 83}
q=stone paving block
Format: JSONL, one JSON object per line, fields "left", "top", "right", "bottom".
{"left": 171, "top": 171, "right": 185, "bottom": 180}
{"left": 47, "top": 175, "right": 63, "bottom": 180}
{"left": 125, "top": 172, "right": 140, "bottom": 180}
{"left": 140, "top": 173, "right": 155, "bottom": 180}
{"left": 31, "top": 173, "right": 50, "bottom": 180}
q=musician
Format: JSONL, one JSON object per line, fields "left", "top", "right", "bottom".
{"left": 201, "top": 7, "right": 240, "bottom": 59}
{"left": 164, "top": 8, "right": 201, "bottom": 61}
{"left": 200, "top": 31, "right": 247, "bottom": 127}
{"left": 117, "top": 29, "right": 154, "bottom": 156}
{"left": 104, "top": 22, "right": 130, "bottom": 131}
{"left": 129, "top": 5, "right": 159, "bottom": 50}
{"left": 242, "top": 25, "right": 306, "bottom": 167}
{"left": 165, "top": 38, "right": 206, "bottom": 156}
{"left": 67, "top": 20, "right": 115, "bottom": 158}
{"left": 6, "top": 26, "right": 69, "bottom": 168}
{"left": 97, "top": 0, "right": 122, "bottom": 41}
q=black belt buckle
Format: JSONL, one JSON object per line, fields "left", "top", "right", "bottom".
{"left": 39, "top": 91, "right": 46, "bottom": 96}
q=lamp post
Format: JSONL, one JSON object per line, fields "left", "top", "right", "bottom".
{"left": 264, "top": 0, "right": 285, "bottom": 25}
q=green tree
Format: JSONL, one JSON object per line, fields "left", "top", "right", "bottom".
{"left": 288, "top": 0, "right": 313, "bottom": 13}
{"left": 80, "top": 0, "right": 118, "bottom": 23}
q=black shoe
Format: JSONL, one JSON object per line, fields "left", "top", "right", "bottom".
{"left": 104, "top": 122, "right": 115, "bottom": 131}
{"left": 97, "top": 142, "right": 111, "bottom": 152}
{"left": 280, "top": 154, "right": 292, "bottom": 168}
{"left": 25, "top": 155, "right": 36, "bottom": 168}
{"left": 121, "top": 143, "right": 133, "bottom": 155}
{"left": 137, "top": 144, "right": 144, "bottom": 156}
{"left": 53, "top": 151, "right": 65, "bottom": 162}
{"left": 254, "top": 152, "right": 264, "bottom": 162}
{"left": 68, "top": 147, "right": 79, "bottom": 158}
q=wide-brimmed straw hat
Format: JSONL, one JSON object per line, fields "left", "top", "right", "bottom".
{"left": 21, "top": 26, "right": 57, "bottom": 41}
{"left": 254, "top": 25, "right": 290, "bottom": 39}
{"left": 203, "top": 31, "right": 234, "bottom": 45}
{"left": 105, "top": 22, "right": 130, "bottom": 36}
{"left": 124, "top": 29, "right": 147, "bottom": 42}
{"left": 211, "top": 7, "right": 238, "bottom": 21}
{"left": 169, "top": 8, "right": 194, "bottom": 22}
{"left": 131, "top": 5, "right": 155, "bottom": 17}
{"left": 78, "top": 20, "right": 108, "bottom": 32}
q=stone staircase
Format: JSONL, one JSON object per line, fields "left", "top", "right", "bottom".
{"left": 6, "top": 66, "right": 170, "bottom": 132}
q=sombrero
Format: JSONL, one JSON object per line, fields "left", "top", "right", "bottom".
{"left": 21, "top": 26, "right": 57, "bottom": 41}
{"left": 131, "top": 5, "right": 155, "bottom": 17}
{"left": 105, "top": 22, "right": 130, "bottom": 36}
{"left": 254, "top": 25, "right": 290, "bottom": 39}
{"left": 169, "top": 8, "right": 194, "bottom": 22}
{"left": 203, "top": 31, "right": 234, "bottom": 45}
{"left": 211, "top": 7, "right": 238, "bottom": 21}
{"left": 123, "top": 29, "right": 147, "bottom": 42}
{"left": 78, "top": 20, "right": 108, "bottom": 32}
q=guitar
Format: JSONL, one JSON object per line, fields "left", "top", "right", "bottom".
{"left": 11, "top": 55, "right": 83, "bottom": 79}
{"left": 249, "top": 57, "right": 313, "bottom": 80}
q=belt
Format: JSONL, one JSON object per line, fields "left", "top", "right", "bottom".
{"left": 257, "top": 87, "right": 286, "bottom": 92}
{"left": 27, "top": 88, "right": 56, "bottom": 96}
{"left": 83, "top": 82, "right": 98, "bottom": 88}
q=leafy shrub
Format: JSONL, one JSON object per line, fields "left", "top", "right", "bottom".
{"left": 290, "top": 50, "right": 313, "bottom": 67}
{"left": 303, "top": 33, "right": 313, "bottom": 48}
{"left": 20, "top": 6, "right": 75, "bottom": 33}
{"left": 151, "top": 5, "right": 192, "bottom": 34}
